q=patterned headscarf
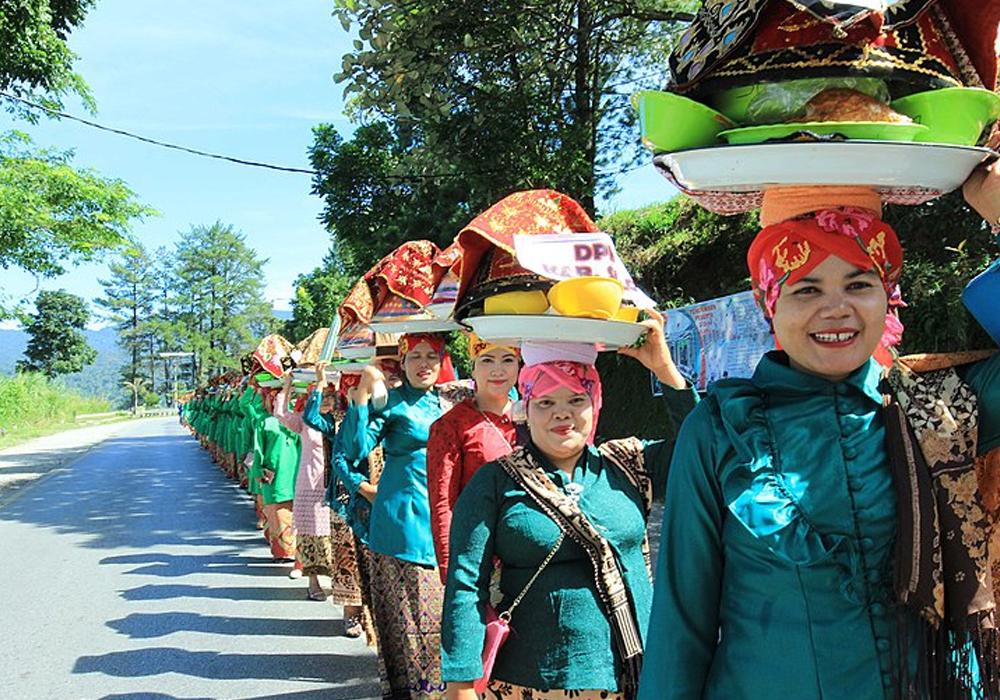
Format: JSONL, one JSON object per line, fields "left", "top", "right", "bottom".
{"left": 747, "top": 207, "right": 905, "bottom": 348}
{"left": 466, "top": 332, "right": 519, "bottom": 361}
{"left": 518, "top": 361, "right": 602, "bottom": 445}
{"left": 399, "top": 333, "right": 457, "bottom": 384}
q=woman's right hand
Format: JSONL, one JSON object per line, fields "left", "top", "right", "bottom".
{"left": 315, "top": 361, "right": 328, "bottom": 389}
{"left": 350, "top": 363, "right": 386, "bottom": 406}
{"left": 446, "top": 682, "right": 478, "bottom": 700}
{"left": 358, "top": 481, "right": 377, "bottom": 504}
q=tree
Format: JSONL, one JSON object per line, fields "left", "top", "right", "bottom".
{"left": 311, "top": 0, "right": 694, "bottom": 269}
{"left": 95, "top": 243, "right": 160, "bottom": 404}
{"left": 121, "top": 376, "right": 146, "bottom": 415}
{"left": 283, "top": 249, "right": 356, "bottom": 342}
{"left": 16, "top": 289, "right": 97, "bottom": 378}
{"left": 0, "top": 0, "right": 97, "bottom": 119}
{"left": 0, "top": 132, "right": 155, "bottom": 317}
{"left": 170, "top": 222, "right": 274, "bottom": 381}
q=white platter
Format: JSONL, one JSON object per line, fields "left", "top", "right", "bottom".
{"left": 369, "top": 318, "right": 461, "bottom": 334}
{"left": 339, "top": 346, "right": 375, "bottom": 360}
{"left": 465, "top": 315, "right": 646, "bottom": 350}
{"left": 654, "top": 142, "right": 995, "bottom": 193}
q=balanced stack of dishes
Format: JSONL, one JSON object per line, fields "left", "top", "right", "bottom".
{"left": 453, "top": 189, "right": 655, "bottom": 349}
{"left": 244, "top": 334, "right": 299, "bottom": 388}
{"left": 367, "top": 240, "right": 462, "bottom": 334}
{"left": 635, "top": 0, "right": 1000, "bottom": 214}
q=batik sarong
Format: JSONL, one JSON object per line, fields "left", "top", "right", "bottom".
{"left": 364, "top": 549, "right": 446, "bottom": 700}
{"left": 263, "top": 501, "right": 296, "bottom": 560}
{"left": 296, "top": 534, "right": 334, "bottom": 577}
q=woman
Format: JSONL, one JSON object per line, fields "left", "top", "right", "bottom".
{"left": 256, "top": 387, "right": 302, "bottom": 563}
{"left": 339, "top": 333, "right": 466, "bottom": 700}
{"left": 301, "top": 365, "right": 373, "bottom": 639}
{"left": 427, "top": 335, "right": 520, "bottom": 583}
{"left": 274, "top": 371, "right": 335, "bottom": 601}
{"left": 638, "top": 187, "right": 1000, "bottom": 700}
{"left": 441, "top": 321, "right": 692, "bottom": 700}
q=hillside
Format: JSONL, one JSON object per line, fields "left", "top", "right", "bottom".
{"left": 0, "top": 327, "right": 125, "bottom": 400}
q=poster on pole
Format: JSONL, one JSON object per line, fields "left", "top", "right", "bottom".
{"left": 661, "top": 291, "right": 776, "bottom": 392}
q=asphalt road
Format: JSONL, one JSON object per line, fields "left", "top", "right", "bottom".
{"left": 0, "top": 417, "right": 380, "bottom": 700}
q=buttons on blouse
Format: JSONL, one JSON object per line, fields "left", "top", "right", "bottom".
{"left": 835, "top": 383, "right": 852, "bottom": 397}
{"left": 882, "top": 672, "right": 893, "bottom": 688}
{"left": 866, "top": 569, "right": 882, "bottom": 584}
{"left": 848, "top": 478, "right": 864, "bottom": 492}
{"left": 876, "top": 638, "right": 890, "bottom": 652}
{"left": 843, "top": 447, "right": 858, "bottom": 460}
{"left": 861, "top": 537, "right": 874, "bottom": 549}
{"left": 870, "top": 602, "right": 886, "bottom": 616}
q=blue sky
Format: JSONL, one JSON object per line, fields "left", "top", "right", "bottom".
{"left": 1, "top": 0, "right": 674, "bottom": 322}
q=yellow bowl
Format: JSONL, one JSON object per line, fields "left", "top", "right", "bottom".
{"left": 547, "top": 277, "right": 624, "bottom": 320}
{"left": 612, "top": 306, "right": 639, "bottom": 323}
{"left": 483, "top": 290, "right": 550, "bottom": 315}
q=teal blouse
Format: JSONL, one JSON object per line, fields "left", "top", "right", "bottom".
{"left": 441, "top": 440, "right": 676, "bottom": 691}
{"left": 339, "top": 383, "right": 446, "bottom": 566}
{"left": 639, "top": 351, "right": 1000, "bottom": 700}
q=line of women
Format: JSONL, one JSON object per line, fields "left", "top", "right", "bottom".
{"left": 181, "top": 367, "right": 373, "bottom": 640}
{"left": 180, "top": 165, "right": 1000, "bottom": 700}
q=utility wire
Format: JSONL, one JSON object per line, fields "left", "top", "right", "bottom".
{"left": 0, "top": 89, "right": 649, "bottom": 181}
{"left": 0, "top": 90, "right": 318, "bottom": 174}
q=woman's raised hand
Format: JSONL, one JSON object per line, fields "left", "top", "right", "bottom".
{"left": 349, "top": 363, "right": 386, "bottom": 406}
{"left": 617, "top": 307, "right": 687, "bottom": 389}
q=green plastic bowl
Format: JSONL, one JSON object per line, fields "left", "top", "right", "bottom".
{"left": 891, "top": 88, "right": 1000, "bottom": 145}
{"left": 708, "top": 85, "right": 758, "bottom": 124}
{"left": 632, "top": 90, "right": 734, "bottom": 153}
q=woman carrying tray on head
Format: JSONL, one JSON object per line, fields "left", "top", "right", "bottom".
{"left": 301, "top": 366, "right": 376, "bottom": 640}
{"left": 638, "top": 186, "right": 1000, "bottom": 700}
{"left": 426, "top": 334, "right": 522, "bottom": 584}
{"left": 339, "top": 332, "right": 469, "bottom": 700}
{"left": 441, "top": 317, "right": 694, "bottom": 700}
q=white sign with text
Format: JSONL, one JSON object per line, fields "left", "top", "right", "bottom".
{"left": 512, "top": 233, "right": 657, "bottom": 309}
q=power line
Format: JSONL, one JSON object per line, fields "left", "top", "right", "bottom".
{"left": 0, "top": 90, "right": 318, "bottom": 175}
{"left": 0, "top": 89, "right": 647, "bottom": 182}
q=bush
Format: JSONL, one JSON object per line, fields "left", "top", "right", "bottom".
{"left": 0, "top": 373, "right": 111, "bottom": 436}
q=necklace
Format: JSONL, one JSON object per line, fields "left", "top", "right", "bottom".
{"left": 564, "top": 481, "right": 584, "bottom": 504}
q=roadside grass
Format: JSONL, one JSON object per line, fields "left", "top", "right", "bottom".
{"left": 0, "top": 373, "right": 114, "bottom": 450}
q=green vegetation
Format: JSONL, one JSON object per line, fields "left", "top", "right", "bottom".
{"left": 17, "top": 289, "right": 96, "bottom": 378}
{"left": 0, "top": 372, "right": 111, "bottom": 449}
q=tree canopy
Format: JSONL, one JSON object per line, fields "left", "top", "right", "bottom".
{"left": 0, "top": 132, "right": 155, "bottom": 317}
{"left": 16, "top": 289, "right": 96, "bottom": 378}
{"left": 170, "top": 222, "right": 275, "bottom": 381}
{"left": 311, "top": 0, "right": 696, "bottom": 274}
{"left": 0, "top": 0, "right": 97, "bottom": 119}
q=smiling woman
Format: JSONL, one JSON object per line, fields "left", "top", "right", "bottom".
{"left": 638, "top": 185, "right": 1000, "bottom": 700}
{"left": 441, "top": 334, "right": 695, "bottom": 700}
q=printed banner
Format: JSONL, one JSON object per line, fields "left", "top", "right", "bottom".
{"left": 512, "top": 233, "right": 657, "bottom": 309}
{"left": 662, "top": 291, "right": 775, "bottom": 392}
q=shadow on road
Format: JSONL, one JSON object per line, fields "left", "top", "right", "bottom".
{"left": 96, "top": 684, "right": 377, "bottom": 700}
{"left": 0, "top": 434, "right": 257, "bottom": 550}
{"left": 121, "top": 584, "right": 308, "bottom": 602}
{"left": 107, "top": 612, "right": 341, "bottom": 639}
{"left": 75, "top": 647, "right": 376, "bottom": 685}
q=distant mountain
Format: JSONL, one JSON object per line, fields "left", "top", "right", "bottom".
{"left": 0, "top": 326, "right": 125, "bottom": 400}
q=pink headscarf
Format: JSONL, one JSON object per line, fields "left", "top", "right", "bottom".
{"left": 518, "top": 361, "right": 602, "bottom": 445}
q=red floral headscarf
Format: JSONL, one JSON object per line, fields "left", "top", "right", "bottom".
{"left": 518, "top": 361, "right": 602, "bottom": 445}
{"left": 748, "top": 207, "right": 905, "bottom": 348}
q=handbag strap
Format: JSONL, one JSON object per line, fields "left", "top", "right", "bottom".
{"left": 501, "top": 533, "right": 564, "bottom": 621}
